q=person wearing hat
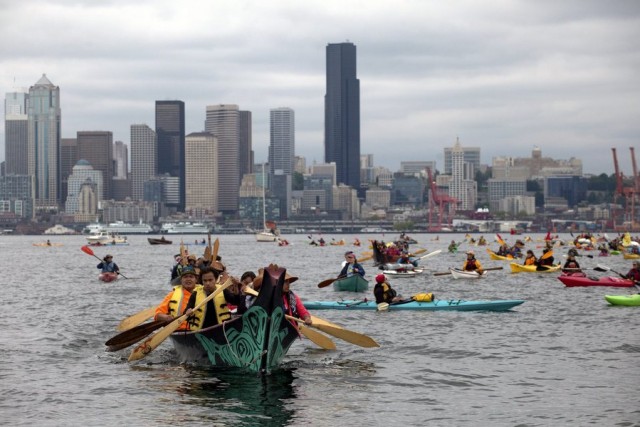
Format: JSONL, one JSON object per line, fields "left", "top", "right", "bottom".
{"left": 538, "top": 248, "right": 555, "bottom": 266}
{"left": 373, "top": 274, "right": 402, "bottom": 304}
{"left": 562, "top": 251, "right": 581, "bottom": 274}
{"left": 462, "top": 250, "right": 483, "bottom": 274}
{"left": 154, "top": 266, "right": 199, "bottom": 330}
{"left": 339, "top": 251, "right": 365, "bottom": 278}
{"left": 281, "top": 271, "right": 312, "bottom": 325}
{"left": 97, "top": 254, "right": 120, "bottom": 275}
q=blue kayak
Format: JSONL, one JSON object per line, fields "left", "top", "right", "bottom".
{"left": 303, "top": 299, "right": 525, "bottom": 312}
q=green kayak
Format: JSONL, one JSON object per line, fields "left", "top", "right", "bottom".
{"left": 604, "top": 294, "right": 640, "bottom": 306}
{"left": 333, "top": 275, "right": 369, "bottom": 292}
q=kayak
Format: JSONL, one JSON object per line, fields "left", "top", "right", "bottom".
{"left": 33, "top": 242, "right": 63, "bottom": 247}
{"left": 558, "top": 275, "right": 635, "bottom": 287}
{"left": 623, "top": 253, "right": 640, "bottom": 260}
{"left": 487, "top": 250, "right": 513, "bottom": 261}
{"left": 510, "top": 263, "right": 562, "bottom": 273}
{"left": 604, "top": 294, "right": 640, "bottom": 306}
{"left": 333, "top": 275, "right": 369, "bottom": 292}
{"left": 98, "top": 272, "right": 118, "bottom": 282}
{"left": 303, "top": 299, "right": 525, "bottom": 312}
{"left": 450, "top": 268, "right": 483, "bottom": 279}
{"left": 382, "top": 269, "right": 423, "bottom": 278}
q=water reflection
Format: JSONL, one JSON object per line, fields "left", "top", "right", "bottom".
{"left": 176, "top": 367, "right": 297, "bottom": 426}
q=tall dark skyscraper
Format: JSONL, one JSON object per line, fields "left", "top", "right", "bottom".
{"left": 324, "top": 42, "right": 360, "bottom": 190}
{"left": 155, "top": 100, "right": 185, "bottom": 211}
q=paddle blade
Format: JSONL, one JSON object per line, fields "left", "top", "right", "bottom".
{"left": 309, "top": 315, "right": 379, "bottom": 348}
{"left": 81, "top": 245, "right": 95, "bottom": 256}
{"left": 117, "top": 306, "right": 156, "bottom": 331}
{"left": 541, "top": 250, "right": 553, "bottom": 260}
{"left": 496, "top": 233, "right": 505, "bottom": 245}
{"left": 213, "top": 238, "right": 220, "bottom": 261}
{"left": 420, "top": 249, "right": 442, "bottom": 260}
{"left": 318, "top": 277, "right": 338, "bottom": 288}
{"left": 105, "top": 319, "right": 170, "bottom": 352}
{"left": 286, "top": 316, "right": 336, "bottom": 350}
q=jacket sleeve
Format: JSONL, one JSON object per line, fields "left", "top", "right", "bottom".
{"left": 97, "top": 262, "right": 104, "bottom": 269}
{"left": 154, "top": 291, "right": 175, "bottom": 320}
{"left": 294, "top": 294, "right": 310, "bottom": 320}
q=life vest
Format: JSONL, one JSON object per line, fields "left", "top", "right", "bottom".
{"left": 380, "top": 282, "right": 397, "bottom": 303}
{"left": 463, "top": 259, "right": 479, "bottom": 271}
{"left": 167, "top": 286, "right": 189, "bottom": 317}
{"left": 187, "top": 284, "right": 231, "bottom": 330}
{"left": 524, "top": 257, "right": 537, "bottom": 266}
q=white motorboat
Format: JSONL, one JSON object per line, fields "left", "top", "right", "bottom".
{"left": 161, "top": 222, "right": 210, "bottom": 234}
{"left": 86, "top": 231, "right": 128, "bottom": 245}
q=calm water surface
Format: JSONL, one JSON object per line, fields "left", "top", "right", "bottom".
{"left": 1, "top": 233, "right": 638, "bottom": 426}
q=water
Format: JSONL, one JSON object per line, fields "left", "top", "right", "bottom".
{"left": 1, "top": 233, "right": 638, "bottom": 426}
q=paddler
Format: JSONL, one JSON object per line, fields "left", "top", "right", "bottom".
{"left": 97, "top": 254, "right": 120, "bottom": 275}
{"left": 373, "top": 274, "right": 403, "bottom": 304}
{"left": 562, "top": 252, "right": 581, "bottom": 273}
{"left": 623, "top": 261, "right": 640, "bottom": 283}
{"left": 339, "top": 251, "right": 365, "bottom": 278}
{"left": 154, "top": 266, "right": 198, "bottom": 330}
{"left": 523, "top": 250, "right": 537, "bottom": 266}
{"left": 282, "top": 271, "right": 312, "bottom": 325}
{"left": 462, "top": 250, "right": 483, "bottom": 274}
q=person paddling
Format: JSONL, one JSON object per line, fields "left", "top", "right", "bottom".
{"left": 373, "top": 274, "right": 403, "bottom": 304}
{"left": 154, "top": 266, "right": 198, "bottom": 330}
{"left": 562, "top": 252, "right": 581, "bottom": 273}
{"left": 523, "top": 250, "right": 537, "bottom": 266}
{"left": 282, "top": 272, "right": 312, "bottom": 326}
{"left": 462, "top": 251, "right": 484, "bottom": 275}
{"left": 623, "top": 261, "right": 640, "bottom": 282}
{"left": 97, "top": 254, "right": 120, "bottom": 275}
{"left": 340, "top": 251, "right": 365, "bottom": 278}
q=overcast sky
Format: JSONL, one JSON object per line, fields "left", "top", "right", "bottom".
{"left": 1, "top": 0, "right": 639, "bottom": 176}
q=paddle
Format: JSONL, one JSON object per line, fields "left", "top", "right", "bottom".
{"left": 317, "top": 275, "right": 346, "bottom": 288}
{"left": 308, "top": 314, "right": 380, "bottom": 348}
{"left": 418, "top": 249, "right": 442, "bottom": 260}
{"left": 212, "top": 238, "right": 220, "bottom": 261}
{"left": 595, "top": 264, "right": 640, "bottom": 292}
{"left": 116, "top": 306, "right": 157, "bottom": 331}
{"left": 285, "top": 315, "right": 336, "bottom": 350}
{"left": 81, "top": 245, "right": 129, "bottom": 279}
{"left": 105, "top": 319, "right": 171, "bottom": 351}
{"left": 433, "top": 266, "right": 504, "bottom": 276}
{"left": 128, "top": 278, "right": 233, "bottom": 362}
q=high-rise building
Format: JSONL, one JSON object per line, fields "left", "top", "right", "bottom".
{"left": 27, "top": 74, "right": 61, "bottom": 207}
{"left": 130, "top": 124, "right": 156, "bottom": 200}
{"left": 60, "top": 138, "right": 78, "bottom": 206}
{"left": 77, "top": 131, "right": 114, "bottom": 200}
{"left": 448, "top": 138, "right": 477, "bottom": 211}
{"left": 269, "top": 107, "right": 295, "bottom": 175}
{"left": 113, "top": 140, "right": 128, "bottom": 179}
{"left": 185, "top": 132, "right": 217, "bottom": 216}
{"left": 444, "top": 145, "right": 480, "bottom": 176}
{"left": 65, "top": 159, "right": 103, "bottom": 214}
{"left": 5, "top": 90, "right": 29, "bottom": 175}
{"left": 0, "top": 174, "right": 34, "bottom": 218}
{"left": 155, "top": 100, "right": 185, "bottom": 211}
{"left": 205, "top": 104, "right": 240, "bottom": 215}
{"left": 324, "top": 42, "right": 360, "bottom": 190}
{"left": 239, "top": 110, "right": 253, "bottom": 180}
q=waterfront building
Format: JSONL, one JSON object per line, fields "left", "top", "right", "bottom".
{"left": 65, "top": 160, "right": 103, "bottom": 214}
{"left": 544, "top": 175, "right": 588, "bottom": 208}
{"left": 0, "top": 174, "right": 34, "bottom": 218}
{"left": 498, "top": 196, "right": 536, "bottom": 216}
{"left": 185, "top": 132, "right": 217, "bottom": 216}
{"left": 155, "top": 100, "right": 185, "bottom": 211}
{"left": 487, "top": 179, "right": 527, "bottom": 212}
{"left": 332, "top": 184, "right": 360, "bottom": 220}
{"left": 77, "top": 131, "right": 113, "bottom": 200}
{"left": 131, "top": 124, "right": 157, "bottom": 200}
{"left": 365, "top": 187, "right": 391, "bottom": 209}
{"left": 4, "top": 90, "right": 29, "bottom": 175}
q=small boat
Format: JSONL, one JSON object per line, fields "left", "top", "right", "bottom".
{"left": 148, "top": 237, "right": 172, "bottom": 245}
{"left": 333, "top": 275, "right": 369, "bottom": 292}
{"left": 558, "top": 275, "right": 635, "bottom": 288}
{"left": 381, "top": 269, "right": 422, "bottom": 278}
{"left": 604, "top": 294, "right": 640, "bottom": 306}
{"left": 487, "top": 250, "right": 513, "bottom": 261}
{"left": 450, "top": 268, "right": 484, "bottom": 279}
{"left": 623, "top": 253, "right": 640, "bottom": 260}
{"left": 32, "top": 242, "right": 63, "bottom": 247}
{"left": 169, "top": 265, "right": 299, "bottom": 374}
{"left": 98, "top": 272, "right": 118, "bottom": 283}
{"left": 509, "top": 263, "right": 562, "bottom": 273}
{"left": 303, "top": 299, "right": 525, "bottom": 312}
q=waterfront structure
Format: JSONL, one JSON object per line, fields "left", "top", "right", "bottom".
{"left": 185, "top": 132, "right": 217, "bottom": 216}
{"left": 487, "top": 179, "right": 527, "bottom": 212}
{"left": 448, "top": 138, "right": 477, "bottom": 211}
{"left": 239, "top": 110, "right": 253, "bottom": 181}
{"left": 325, "top": 42, "right": 360, "bottom": 190}
{"left": 498, "top": 196, "right": 536, "bottom": 216}
{"left": 65, "top": 160, "right": 103, "bottom": 214}
{"left": 332, "top": 184, "right": 360, "bottom": 220}
{"left": 130, "top": 124, "right": 157, "bottom": 200}
{"left": 155, "top": 100, "right": 185, "bottom": 211}
{"left": 101, "top": 199, "right": 155, "bottom": 224}
{"left": 544, "top": 175, "right": 588, "bottom": 209}
{"left": 391, "top": 174, "right": 426, "bottom": 207}
{"left": 77, "top": 131, "right": 113, "bottom": 200}
{"left": 113, "top": 141, "right": 128, "bottom": 179}
{"left": 4, "top": 90, "right": 29, "bottom": 175}
{"left": 205, "top": 104, "right": 240, "bottom": 215}
{"left": 400, "top": 161, "right": 436, "bottom": 177}
{"left": 27, "top": 74, "right": 61, "bottom": 207}
{"left": 365, "top": 187, "right": 391, "bottom": 209}
{"left": 0, "top": 174, "right": 34, "bottom": 218}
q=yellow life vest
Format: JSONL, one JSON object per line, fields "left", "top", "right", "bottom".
{"left": 187, "top": 284, "right": 231, "bottom": 330}
{"left": 168, "top": 286, "right": 188, "bottom": 317}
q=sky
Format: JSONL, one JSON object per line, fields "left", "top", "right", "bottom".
{"left": 1, "top": 0, "right": 639, "bottom": 176}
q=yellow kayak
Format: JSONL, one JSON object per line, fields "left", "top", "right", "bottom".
{"left": 509, "top": 262, "right": 561, "bottom": 273}
{"left": 486, "top": 249, "right": 514, "bottom": 261}
{"left": 33, "top": 242, "right": 64, "bottom": 247}
{"left": 623, "top": 253, "right": 640, "bottom": 260}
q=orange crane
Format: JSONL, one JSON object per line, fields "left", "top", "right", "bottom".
{"left": 611, "top": 148, "right": 637, "bottom": 230}
{"left": 426, "top": 167, "right": 458, "bottom": 231}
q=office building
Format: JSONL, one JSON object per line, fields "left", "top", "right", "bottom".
{"left": 239, "top": 110, "right": 253, "bottom": 180}
{"left": 77, "top": 131, "right": 113, "bottom": 200}
{"left": 65, "top": 159, "right": 103, "bottom": 214}
{"left": 60, "top": 138, "right": 78, "bottom": 207}
{"left": 113, "top": 140, "right": 128, "bottom": 179}
{"left": 205, "top": 104, "right": 239, "bottom": 215}
{"left": 4, "top": 90, "right": 29, "bottom": 175}
{"left": 156, "top": 100, "right": 185, "bottom": 211}
{"left": 325, "top": 42, "right": 360, "bottom": 190}
{"left": 130, "top": 124, "right": 157, "bottom": 200}
{"left": 0, "top": 174, "right": 34, "bottom": 218}
{"left": 185, "top": 132, "right": 217, "bottom": 216}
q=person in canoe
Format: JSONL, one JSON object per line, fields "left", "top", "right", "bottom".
{"left": 353, "top": 238, "right": 361, "bottom": 246}
{"left": 374, "top": 274, "right": 403, "bottom": 304}
{"left": 462, "top": 251, "right": 484, "bottom": 274}
{"left": 46, "top": 239, "right": 51, "bottom": 246}
{"left": 496, "top": 243, "right": 510, "bottom": 257}
{"left": 155, "top": 266, "right": 198, "bottom": 330}
{"left": 241, "top": 271, "right": 259, "bottom": 309}
{"left": 282, "top": 271, "right": 312, "bottom": 325}
{"left": 97, "top": 254, "right": 120, "bottom": 275}
{"left": 623, "top": 261, "right": 640, "bottom": 282}
{"left": 562, "top": 252, "right": 581, "bottom": 273}
{"left": 340, "top": 251, "right": 366, "bottom": 278}
{"left": 318, "top": 237, "right": 326, "bottom": 247}
{"left": 537, "top": 248, "right": 555, "bottom": 266}
{"left": 523, "top": 250, "right": 537, "bottom": 266}
{"left": 477, "top": 236, "right": 487, "bottom": 246}
{"left": 185, "top": 268, "right": 247, "bottom": 330}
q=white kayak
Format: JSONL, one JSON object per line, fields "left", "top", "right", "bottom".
{"left": 450, "top": 268, "right": 485, "bottom": 279}
{"left": 382, "top": 268, "right": 424, "bottom": 278}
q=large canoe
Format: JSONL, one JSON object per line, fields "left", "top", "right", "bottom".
{"left": 509, "top": 263, "right": 562, "bottom": 273}
{"left": 333, "top": 275, "right": 369, "bottom": 292}
{"left": 33, "top": 242, "right": 63, "bottom": 247}
{"left": 558, "top": 275, "right": 635, "bottom": 288}
{"left": 604, "top": 294, "right": 640, "bottom": 306}
{"left": 169, "top": 265, "right": 300, "bottom": 374}
{"left": 148, "top": 237, "right": 172, "bottom": 245}
{"left": 303, "top": 299, "right": 525, "bottom": 312}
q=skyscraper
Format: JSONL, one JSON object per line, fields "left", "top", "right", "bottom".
{"left": 205, "top": 104, "right": 239, "bottom": 215}
{"left": 5, "top": 90, "right": 29, "bottom": 175}
{"left": 324, "top": 42, "right": 360, "bottom": 190}
{"left": 28, "top": 74, "right": 61, "bottom": 207}
{"left": 77, "top": 131, "right": 114, "bottom": 200}
{"left": 113, "top": 140, "right": 128, "bottom": 179}
{"left": 185, "top": 132, "right": 217, "bottom": 215}
{"left": 156, "top": 100, "right": 185, "bottom": 211}
{"left": 239, "top": 110, "right": 253, "bottom": 180}
{"left": 269, "top": 107, "right": 295, "bottom": 218}
{"left": 60, "top": 138, "right": 78, "bottom": 206}
{"left": 130, "top": 124, "right": 157, "bottom": 201}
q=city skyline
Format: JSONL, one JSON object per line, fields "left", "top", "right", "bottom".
{"left": 2, "top": 1, "right": 639, "bottom": 176}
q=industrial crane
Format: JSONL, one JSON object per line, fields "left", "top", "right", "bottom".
{"left": 611, "top": 148, "right": 637, "bottom": 230}
{"left": 426, "top": 167, "right": 458, "bottom": 231}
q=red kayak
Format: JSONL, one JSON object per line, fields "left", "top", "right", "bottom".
{"left": 98, "top": 272, "right": 118, "bottom": 283}
{"left": 558, "top": 274, "right": 634, "bottom": 287}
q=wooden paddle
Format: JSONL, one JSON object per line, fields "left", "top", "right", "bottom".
{"left": 308, "top": 314, "right": 380, "bottom": 348}
{"left": 418, "top": 249, "right": 442, "bottom": 260}
{"left": 285, "top": 315, "right": 336, "bottom": 350}
{"left": 128, "top": 278, "right": 233, "bottom": 362}
{"left": 81, "top": 245, "right": 129, "bottom": 279}
{"left": 356, "top": 254, "right": 373, "bottom": 263}
{"left": 317, "top": 275, "right": 346, "bottom": 288}
{"left": 433, "top": 266, "right": 504, "bottom": 276}
{"left": 105, "top": 319, "right": 171, "bottom": 351}
{"left": 117, "top": 306, "right": 156, "bottom": 331}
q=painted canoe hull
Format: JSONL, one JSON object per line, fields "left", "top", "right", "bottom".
{"left": 558, "top": 275, "right": 635, "bottom": 287}
{"left": 623, "top": 253, "right": 640, "bottom": 259}
{"left": 333, "top": 275, "right": 369, "bottom": 292}
{"left": 98, "top": 272, "right": 118, "bottom": 282}
{"left": 450, "top": 268, "right": 483, "bottom": 279}
{"left": 509, "top": 263, "right": 561, "bottom": 273}
{"left": 303, "top": 299, "right": 525, "bottom": 312}
{"left": 169, "top": 266, "right": 299, "bottom": 374}
{"left": 604, "top": 294, "right": 640, "bottom": 306}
